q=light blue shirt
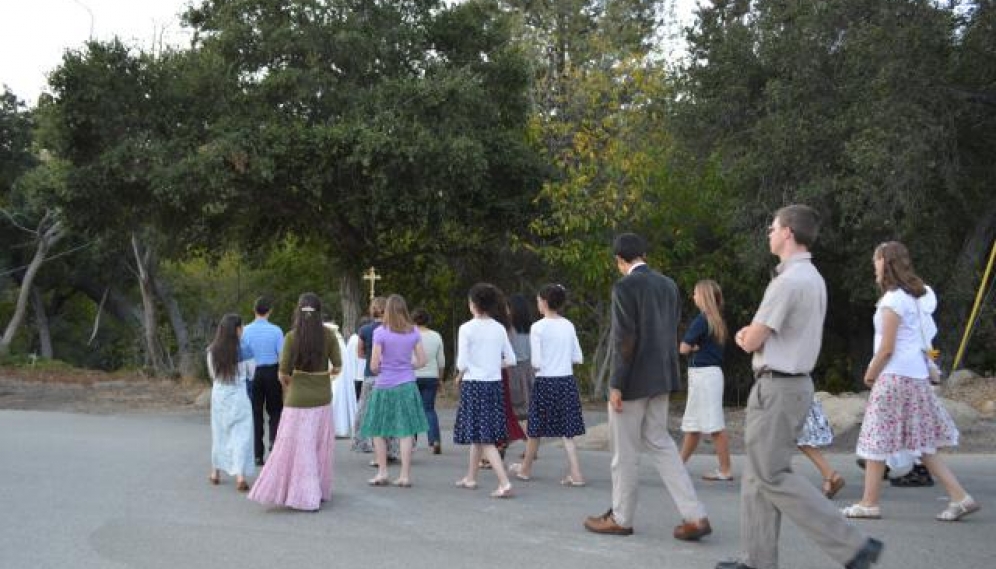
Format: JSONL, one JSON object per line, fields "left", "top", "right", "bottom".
{"left": 242, "top": 318, "right": 284, "bottom": 366}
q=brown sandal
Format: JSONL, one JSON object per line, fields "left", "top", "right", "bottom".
{"left": 823, "top": 472, "right": 845, "bottom": 499}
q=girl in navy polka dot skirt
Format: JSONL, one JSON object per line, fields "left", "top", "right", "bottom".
{"left": 452, "top": 283, "right": 517, "bottom": 498}
{"left": 509, "top": 284, "right": 586, "bottom": 486}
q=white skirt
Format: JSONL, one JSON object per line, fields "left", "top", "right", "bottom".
{"left": 681, "top": 366, "right": 726, "bottom": 433}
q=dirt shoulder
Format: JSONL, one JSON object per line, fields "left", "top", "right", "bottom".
{"left": 2, "top": 367, "right": 993, "bottom": 452}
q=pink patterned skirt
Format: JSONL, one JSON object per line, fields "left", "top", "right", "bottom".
{"left": 248, "top": 404, "right": 334, "bottom": 511}
{"left": 856, "top": 373, "right": 959, "bottom": 461}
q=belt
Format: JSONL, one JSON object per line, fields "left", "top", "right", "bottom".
{"left": 754, "top": 369, "right": 806, "bottom": 379}
{"left": 255, "top": 363, "right": 279, "bottom": 368}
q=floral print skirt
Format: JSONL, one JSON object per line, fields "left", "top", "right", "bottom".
{"left": 856, "top": 373, "right": 959, "bottom": 461}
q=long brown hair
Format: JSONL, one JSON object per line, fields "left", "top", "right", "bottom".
{"left": 874, "top": 241, "right": 926, "bottom": 297}
{"left": 290, "top": 292, "right": 327, "bottom": 371}
{"left": 209, "top": 313, "right": 242, "bottom": 382}
{"left": 383, "top": 294, "right": 414, "bottom": 333}
{"left": 694, "top": 280, "right": 728, "bottom": 345}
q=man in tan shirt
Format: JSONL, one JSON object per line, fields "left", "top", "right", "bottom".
{"left": 716, "top": 205, "right": 882, "bottom": 569}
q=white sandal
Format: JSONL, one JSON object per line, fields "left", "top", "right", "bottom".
{"left": 937, "top": 495, "right": 980, "bottom": 521}
{"left": 841, "top": 503, "right": 882, "bottom": 519}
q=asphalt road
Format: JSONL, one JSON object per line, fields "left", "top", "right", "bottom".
{"left": 1, "top": 408, "right": 992, "bottom": 569}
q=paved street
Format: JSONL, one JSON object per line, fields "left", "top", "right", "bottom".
{"left": 1, "top": 408, "right": 992, "bottom": 569}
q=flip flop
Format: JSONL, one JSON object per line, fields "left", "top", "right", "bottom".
{"left": 508, "top": 463, "right": 531, "bottom": 481}
{"left": 392, "top": 479, "right": 412, "bottom": 488}
{"left": 368, "top": 476, "right": 390, "bottom": 487}
{"left": 560, "top": 476, "right": 586, "bottom": 487}
{"left": 454, "top": 478, "right": 478, "bottom": 490}
{"left": 841, "top": 503, "right": 881, "bottom": 519}
{"left": 490, "top": 483, "right": 514, "bottom": 498}
{"left": 823, "top": 472, "right": 845, "bottom": 499}
{"left": 702, "top": 470, "right": 734, "bottom": 481}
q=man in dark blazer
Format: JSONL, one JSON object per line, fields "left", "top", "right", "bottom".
{"left": 584, "top": 233, "right": 712, "bottom": 541}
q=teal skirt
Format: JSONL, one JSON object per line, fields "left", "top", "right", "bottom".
{"left": 360, "top": 382, "right": 429, "bottom": 438}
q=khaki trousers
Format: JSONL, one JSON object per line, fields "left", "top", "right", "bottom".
{"left": 609, "top": 393, "right": 706, "bottom": 527}
{"left": 741, "top": 377, "right": 867, "bottom": 569}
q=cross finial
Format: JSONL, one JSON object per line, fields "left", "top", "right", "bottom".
{"left": 362, "top": 266, "right": 381, "bottom": 302}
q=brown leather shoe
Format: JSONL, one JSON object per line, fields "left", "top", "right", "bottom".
{"left": 583, "top": 509, "right": 634, "bottom": 536}
{"left": 673, "top": 518, "right": 712, "bottom": 541}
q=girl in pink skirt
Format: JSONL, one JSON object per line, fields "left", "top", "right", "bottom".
{"left": 248, "top": 292, "right": 341, "bottom": 511}
{"left": 843, "top": 242, "right": 979, "bottom": 522}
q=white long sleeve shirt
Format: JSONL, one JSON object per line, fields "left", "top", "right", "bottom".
{"left": 456, "top": 317, "right": 516, "bottom": 381}
{"left": 530, "top": 316, "right": 583, "bottom": 377}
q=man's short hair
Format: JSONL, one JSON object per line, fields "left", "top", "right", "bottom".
{"left": 254, "top": 296, "right": 272, "bottom": 316}
{"left": 775, "top": 204, "right": 820, "bottom": 248}
{"left": 613, "top": 233, "right": 647, "bottom": 263}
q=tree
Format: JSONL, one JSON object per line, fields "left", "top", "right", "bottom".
{"left": 180, "top": 0, "right": 543, "bottom": 332}
{"left": 673, "top": 0, "right": 996, "bottom": 382}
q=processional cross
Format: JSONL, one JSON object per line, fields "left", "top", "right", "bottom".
{"left": 362, "top": 266, "right": 381, "bottom": 302}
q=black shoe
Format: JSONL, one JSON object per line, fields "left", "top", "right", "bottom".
{"left": 890, "top": 464, "right": 933, "bottom": 487}
{"left": 255, "top": 457, "right": 265, "bottom": 467}
{"left": 715, "top": 562, "right": 755, "bottom": 569}
{"left": 855, "top": 458, "right": 890, "bottom": 480}
{"left": 846, "top": 538, "right": 884, "bottom": 569}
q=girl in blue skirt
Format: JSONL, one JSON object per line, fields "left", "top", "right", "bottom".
{"left": 509, "top": 284, "right": 586, "bottom": 486}
{"left": 453, "top": 283, "right": 517, "bottom": 498}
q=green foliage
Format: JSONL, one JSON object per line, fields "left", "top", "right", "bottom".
{"left": 673, "top": 0, "right": 996, "bottom": 387}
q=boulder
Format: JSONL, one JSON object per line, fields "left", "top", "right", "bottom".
{"left": 193, "top": 388, "right": 212, "bottom": 409}
{"left": 575, "top": 422, "right": 610, "bottom": 451}
{"left": 819, "top": 392, "right": 869, "bottom": 438}
{"left": 945, "top": 368, "right": 980, "bottom": 389}
{"left": 939, "top": 397, "right": 981, "bottom": 430}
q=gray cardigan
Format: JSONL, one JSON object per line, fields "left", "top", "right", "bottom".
{"left": 609, "top": 264, "right": 682, "bottom": 400}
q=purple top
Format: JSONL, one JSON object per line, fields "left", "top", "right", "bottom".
{"left": 372, "top": 326, "right": 421, "bottom": 388}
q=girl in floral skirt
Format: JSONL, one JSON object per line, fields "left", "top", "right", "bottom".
{"left": 842, "top": 241, "right": 978, "bottom": 521}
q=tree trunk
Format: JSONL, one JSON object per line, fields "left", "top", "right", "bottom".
{"left": 131, "top": 233, "right": 165, "bottom": 374}
{"left": 340, "top": 272, "right": 363, "bottom": 337}
{"left": 152, "top": 271, "right": 196, "bottom": 378}
{"left": 31, "top": 287, "right": 54, "bottom": 359}
{"left": 0, "top": 214, "right": 64, "bottom": 357}
{"left": 72, "top": 277, "right": 142, "bottom": 326}
{"left": 940, "top": 200, "right": 996, "bottom": 370}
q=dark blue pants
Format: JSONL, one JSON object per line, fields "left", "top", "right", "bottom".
{"left": 416, "top": 377, "right": 440, "bottom": 444}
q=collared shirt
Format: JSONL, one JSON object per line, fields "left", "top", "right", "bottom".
{"left": 751, "top": 252, "right": 826, "bottom": 374}
{"left": 242, "top": 318, "right": 284, "bottom": 366}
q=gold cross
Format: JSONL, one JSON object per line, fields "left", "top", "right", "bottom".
{"left": 362, "top": 266, "right": 381, "bottom": 302}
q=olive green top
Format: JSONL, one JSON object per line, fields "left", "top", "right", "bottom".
{"left": 279, "top": 328, "right": 342, "bottom": 408}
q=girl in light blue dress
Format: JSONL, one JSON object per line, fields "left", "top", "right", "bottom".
{"left": 208, "top": 313, "right": 256, "bottom": 491}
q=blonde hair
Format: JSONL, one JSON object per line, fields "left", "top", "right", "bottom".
{"left": 694, "top": 280, "right": 728, "bottom": 345}
{"left": 383, "top": 294, "right": 414, "bottom": 333}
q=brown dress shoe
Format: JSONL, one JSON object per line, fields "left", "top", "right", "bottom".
{"left": 673, "top": 518, "right": 712, "bottom": 541}
{"left": 583, "top": 509, "right": 634, "bottom": 536}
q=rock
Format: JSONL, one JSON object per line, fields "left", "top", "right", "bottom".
{"left": 193, "top": 388, "right": 212, "bottom": 409}
{"left": 939, "top": 397, "right": 981, "bottom": 430}
{"left": 819, "top": 392, "right": 869, "bottom": 438}
{"left": 945, "top": 368, "right": 979, "bottom": 389}
{"left": 575, "top": 422, "right": 610, "bottom": 451}
{"left": 980, "top": 400, "right": 996, "bottom": 418}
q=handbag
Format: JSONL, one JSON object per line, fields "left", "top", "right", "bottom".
{"left": 915, "top": 300, "right": 942, "bottom": 385}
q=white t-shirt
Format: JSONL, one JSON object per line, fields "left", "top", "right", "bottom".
{"left": 530, "top": 317, "right": 583, "bottom": 377}
{"left": 456, "top": 317, "right": 516, "bottom": 382}
{"left": 873, "top": 287, "right": 937, "bottom": 379}
{"left": 415, "top": 328, "right": 445, "bottom": 378}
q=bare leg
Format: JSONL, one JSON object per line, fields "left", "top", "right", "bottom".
{"left": 397, "top": 436, "right": 414, "bottom": 483}
{"left": 858, "top": 459, "right": 886, "bottom": 506}
{"left": 680, "top": 432, "right": 701, "bottom": 463}
{"left": 517, "top": 437, "right": 541, "bottom": 477}
{"left": 712, "top": 430, "right": 732, "bottom": 476}
{"left": 372, "top": 437, "right": 389, "bottom": 480}
{"left": 481, "top": 444, "right": 511, "bottom": 492}
{"left": 563, "top": 437, "right": 584, "bottom": 483}
{"left": 799, "top": 445, "right": 834, "bottom": 479}
{"left": 464, "top": 443, "right": 483, "bottom": 484}
{"left": 920, "top": 454, "right": 968, "bottom": 503}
